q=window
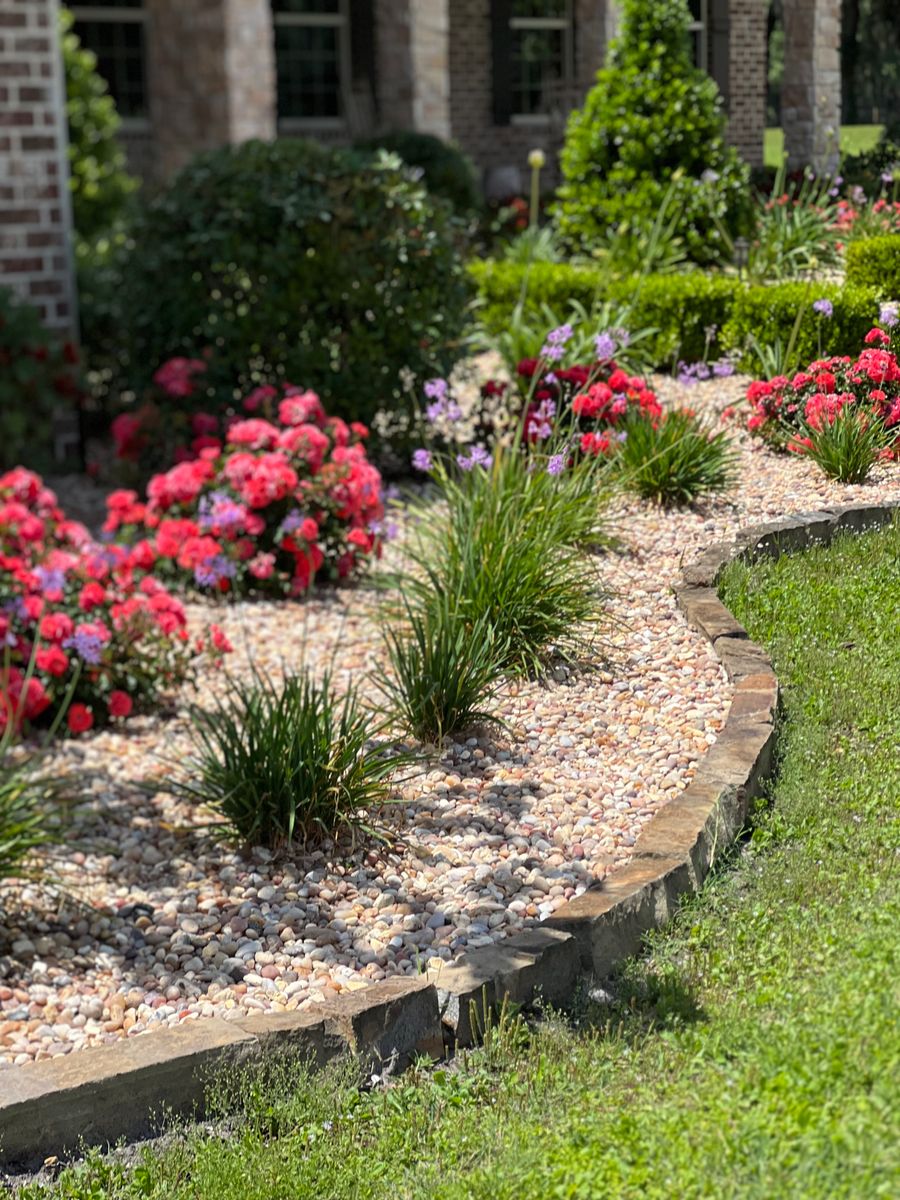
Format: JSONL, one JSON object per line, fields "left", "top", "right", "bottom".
{"left": 688, "top": 0, "right": 709, "bottom": 72}
{"left": 508, "top": 0, "right": 574, "bottom": 119}
{"left": 70, "top": 2, "right": 147, "bottom": 122}
{"left": 273, "top": 0, "right": 349, "bottom": 125}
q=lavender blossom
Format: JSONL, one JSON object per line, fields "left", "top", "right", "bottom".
{"left": 547, "top": 453, "right": 566, "bottom": 476}
{"left": 457, "top": 445, "right": 493, "bottom": 471}
{"left": 63, "top": 631, "right": 105, "bottom": 665}
{"left": 412, "top": 448, "right": 433, "bottom": 472}
{"left": 594, "top": 331, "right": 616, "bottom": 361}
{"left": 879, "top": 301, "right": 899, "bottom": 329}
{"left": 813, "top": 298, "right": 834, "bottom": 318}
{"left": 194, "top": 555, "right": 237, "bottom": 589}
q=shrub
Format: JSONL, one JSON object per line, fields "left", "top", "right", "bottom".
{"left": 353, "top": 130, "right": 480, "bottom": 214}
{"left": 554, "top": 0, "right": 751, "bottom": 264}
{"left": 406, "top": 428, "right": 610, "bottom": 677}
{"left": 103, "top": 385, "right": 384, "bottom": 597}
{"left": 795, "top": 405, "right": 887, "bottom": 484}
{"left": 60, "top": 7, "right": 136, "bottom": 239}
{"left": 745, "top": 167, "right": 842, "bottom": 281}
{"left": 470, "top": 262, "right": 741, "bottom": 367}
{"left": 105, "top": 140, "right": 471, "bottom": 435}
{"left": 615, "top": 409, "right": 738, "bottom": 506}
{"left": 376, "top": 599, "right": 502, "bottom": 744}
{"left": 172, "top": 668, "right": 414, "bottom": 850}
{"left": 745, "top": 327, "right": 900, "bottom": 455}
{"left": 722, "top": 282, "right": 883, "bottom": 371}
{"left": 845, "top": 234, "right": 900, "bottom": 300}
{"left": 0, "top": 288, "right": 83, "bottom": 472}
{"left": 0, "top": 467, "right": 227, "bottom": 737}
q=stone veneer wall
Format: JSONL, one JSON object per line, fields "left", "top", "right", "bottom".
{"left": 781, "top": 0, "right": 842, "bottom": 172}
{"left": 145, "top": 0, "right": 275, "bottom": 181}
{"left": 0, "top": 0, "right": 75, "bottom": 331}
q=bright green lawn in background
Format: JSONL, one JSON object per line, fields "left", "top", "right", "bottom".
{"left": 19, "top": 522, "right": 900, "bottom": 1198}
{"left": 764, "top": 124, "right": 884, "bottom": 168}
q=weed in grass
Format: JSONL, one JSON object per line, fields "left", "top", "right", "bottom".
{"left": 170, "top": 667, "right": 417, "bottom": 851}
{"left": 616, "top": 407, "right": 738, "bottom": 505}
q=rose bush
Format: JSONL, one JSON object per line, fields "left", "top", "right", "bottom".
{"left": 0, "top": 467, "right": 229, "bottom": 737}
{"left": 104, "top": 384, "right": 385, "bottom": 597}
{"left": 745, "top": 325, "right": 900, "bottom": 455}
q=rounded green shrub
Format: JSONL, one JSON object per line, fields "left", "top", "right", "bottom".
{"left": 60, "top": 6, "right": 137, "bottom": 239}
{"left": 108, "top": 139, "right": 471, "bottom": 433}
{"left": 353, "top": 130, "right": 480, "bottom": 214}
{"left": 553, "top": 0, "right": 751, "bottom": 264}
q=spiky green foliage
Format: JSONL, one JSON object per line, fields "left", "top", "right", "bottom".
{"left": 616, "top": 408, "right": 738, "bottom": 505}
{"left": 798, "top": 406, "right": 888, "bottom": 483}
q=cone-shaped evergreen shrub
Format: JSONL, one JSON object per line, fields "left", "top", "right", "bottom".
{"left": 553, "top": 0, "right": 751, "bottom": 265}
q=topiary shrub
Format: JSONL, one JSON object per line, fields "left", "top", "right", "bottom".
{"left": 0, "top": 288, "right": 83, "bottom": 471}
{"left": 60, "top": 7, "right": 137, "bottom": 239}
{"left": 353, "top": 130, "right": 480, "bottom": 214}
{"left": 845, "top": 235, "right": 900, "bottom": 300}
{"left": 553, "top": 0, "right": 751, "bottom": 264}
{"left": 107, "top": 139, "right": 471, "bottom": 441}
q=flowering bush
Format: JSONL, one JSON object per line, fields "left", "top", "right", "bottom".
{"left": 834, "top": 195, "right": 900, "bottom": 244}
{"left": 745, "top": 325, "right": 900, "bottom": 458}
{"left": 104, "top": 385, "right": 385, "bottom": 597}
{"left": 1, "top": 467, "right": 228, "bottom": 737}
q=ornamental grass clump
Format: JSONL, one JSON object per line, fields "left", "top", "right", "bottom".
{"left": 375, "top": 598, "right": 503, "bottom": 744}
{"left": 0, "top": 742, "right": 62, "bottom": 886}
{"left": 793, "top": 406, "right": 886, "bottom": 484}
{"left": 615, "top": 408, "right": 738, "bottom": 506}
{"left": 172, "top": 669, "right": 414, "bottom": 851}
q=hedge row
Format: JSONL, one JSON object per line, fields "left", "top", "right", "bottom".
{"left": 470, "top": 261, "right": 883, "bottom": 370}
{"left": 845, "top": 235, "right": 900, "bottom": 301}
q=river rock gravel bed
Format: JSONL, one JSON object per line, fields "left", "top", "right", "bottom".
{"left": 2, "top": 375, "right": 899, "bottom": 1067}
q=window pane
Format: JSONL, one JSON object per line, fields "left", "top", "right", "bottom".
{"left": 73, "top": 18, "right": 147, "bottom": 119}
{"left": 512, "top": 0, "right": 567, "bottom": 18}
{"left": 72, "top": 1, "right": 143, "bottom": 8}
{"left": 276, "top": 24, "right": 341, "bottom": 119}
{"left": 688, "top": 0, "right": 704, "bottom": 22}
{"left": 273, "top": 0, "right": 341, "bottom": 14}
{"left": 511, "top": 26, "right": 564, "bottom": 115}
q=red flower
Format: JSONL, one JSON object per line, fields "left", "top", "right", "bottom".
{"left": 108, "top": 690, "right": 133, "bottom": 719}
{"left": 67, "top": 703, "right": 94, "bottom": 734}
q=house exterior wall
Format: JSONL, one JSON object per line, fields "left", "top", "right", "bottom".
{"left": 726, "top": 0, "right": 768, "bottom": 168}
{"left": 782, "top": 0, "right": 842, "bottom": 171}
{"left": 0, "top": 0, "right": 75, "bottom": 331}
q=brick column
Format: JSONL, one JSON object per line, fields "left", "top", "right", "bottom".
{"left": 726, "top": 0, "right": 767, "bottom": 168}
{"left": 145, "top": 0, "right": 275, "bottom": 181}
{"left": 375, "top": 0, "right": 450, "bottom": 138}
{"left": 782, "top": 0, "right": 842, "bottom": 172}
{"left": 0, "top": 0, "right": 76, "bottom": 332}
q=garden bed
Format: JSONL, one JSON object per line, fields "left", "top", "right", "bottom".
{"left": 2, "top": 374, "right": 899, "bottom": 1069}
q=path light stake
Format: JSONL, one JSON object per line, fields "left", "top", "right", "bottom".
{"left": 528, "top": 148, "right": 545, "bottom": 228}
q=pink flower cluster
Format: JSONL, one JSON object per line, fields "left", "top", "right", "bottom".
{"left": 103, "top": 386, "right": 384, "bottom": 597}
{"left": 1, "top": 468, "right": 230, "bottom": 737}
{"left": 746, "top": 327, "right": 900, "bottom": 454}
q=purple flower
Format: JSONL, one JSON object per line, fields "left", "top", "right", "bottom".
{"left": 547, "top": 453, "right": 566, "bottom": 476}
{"left": 424, "top": 378, "right": 448, "bottom": 402}
{"left": 199, "top": 491, "right": 245, "bottom": 532}
{"left": 879, "top": 301, "right": 899, "bottom": 329}
{"left": 194, "top": 555, "right": 237, "bottom": 589}
{"left": 540, "top": 323, "right": 573, "bottom": 360}
{"left": 813, "top": 298, "right": 833, "bottom": 318}
{"left": 280, "top": 509, "right": 306, "bottom": 535}
{"left": 594, "top": 332, "right": 616, "bottom": 361}
{"left": 540, "top": 343, "right": 565, "bottom": 362}
{"left": 881, "top": 171, "right": 894, "bottom": 185}
{"left": 457, "top": 445, "right": 493, "bottom": 471}
{"left": 63, "top": 631, "right": 105, "bottom": 666}
{"left": 713, "top": 359, "right": 735, "bottom": 378}
{"left": 35, "top": 566, "right": 67, "bottom": 594}
{"left": 412, "top": 448, "right": 433, "bottom": 473}
{"left": 613, "top": 327, "right": 631, "bottom": 349}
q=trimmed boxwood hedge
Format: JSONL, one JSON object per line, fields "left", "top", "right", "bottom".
{"left": 470, "top": 261, "right": 883, "bottom": 370}
{"left": 845, "top": 235, "right": 900, "bottom": 301}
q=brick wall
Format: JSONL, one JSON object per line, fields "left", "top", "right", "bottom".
{"left": 0, "top": 0, "right": 75, "bottom": 331}
{"left": 726, "top": 0, "right": 767, "bottom": 168}
{"left": 447, "top": 0, "right": 608, "bottom": 194}
{"left": 782, "top": 0, "right": 842, "bottom": 171}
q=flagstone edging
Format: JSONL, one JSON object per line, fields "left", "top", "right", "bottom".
{"left": 2, "top": 500, "right": 897, "bottom": 1171}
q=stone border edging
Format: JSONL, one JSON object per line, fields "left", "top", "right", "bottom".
{"left": 2, "top": 500, "right": 898, "bottom": 1171}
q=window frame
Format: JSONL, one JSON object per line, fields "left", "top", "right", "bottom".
{"left": 273, "top": 0, "right": 352, "bottom": 132}
{"left": 688, "top": 0, "right": 710, "bottom": 73}
{"left": 69, "top": 2, "right": 149, "bottom": 130}
{"left": 508, "top": 0, "right": 575, "bottom": 125}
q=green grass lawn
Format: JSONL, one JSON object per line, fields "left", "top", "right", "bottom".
{"left": 18, "top": 522, "right": 900, "bottom": 1199}
{"left": 764, "top": 124, "right": 884, "bottom": 169}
